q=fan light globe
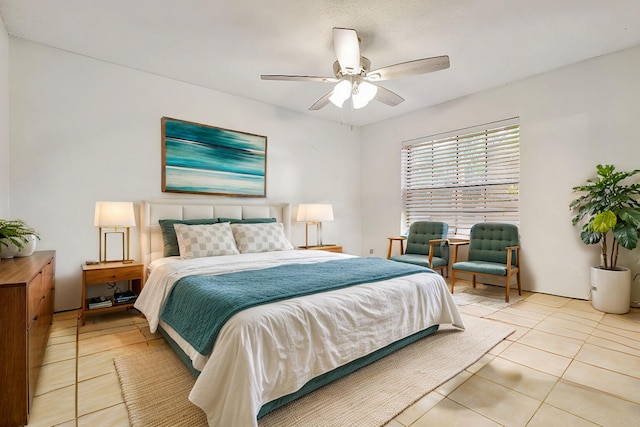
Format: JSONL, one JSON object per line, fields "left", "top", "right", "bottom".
{"left": 352, "top": 81, "right": 377, "bottom": 109}
{"left": 329, "top": 80, "right": 352, "bottom": 108}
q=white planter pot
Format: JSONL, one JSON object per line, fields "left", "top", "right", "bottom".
{"left": 0, "top": 239, "right": 20, "bottom": 259}
{"left": 15, "top": 234, "right": 37, "bottom": 257}
{"left": 591, "top": 266, "right": 631, "bottom": 314}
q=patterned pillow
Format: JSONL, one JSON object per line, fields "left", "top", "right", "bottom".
{"left": 173, "top": 222, "right": 239, "bottom": 258}
{"left": 159, "top": 218, "right": 219, "bottom": 257}
{"left": 231, "top": 223, "right": 293, "bottom": 254}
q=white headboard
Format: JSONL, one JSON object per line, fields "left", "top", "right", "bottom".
{"left": 140, "top": 199, "right": 291, "bottom": 267}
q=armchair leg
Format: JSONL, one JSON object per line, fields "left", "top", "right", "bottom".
{"left": 505, "top": 273, "right": 511, "bottom": 303}
{"left": 472, "top": 275, "right": 476, "bottom": 288}
{"left": 517, "top": 271, "right": 522, "bottom": 296}
{"left": 450, "top": 270, "right": 456, "bottom": 293}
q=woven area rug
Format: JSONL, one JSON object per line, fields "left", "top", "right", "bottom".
{"left": 452, "top": 283, "right": 523, "bottom": 310}
{"left": 114, "top": 316, "right": 513, "bottom": 427}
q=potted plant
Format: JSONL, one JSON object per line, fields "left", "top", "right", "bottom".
{"left": 0, "top": 219, "right": 41, "bottom": 259}
{"left": 570, "top": 164, "right": 640, "bottom": 313}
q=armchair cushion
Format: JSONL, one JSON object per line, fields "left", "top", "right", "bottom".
{"left": 390, "top": 254, "right": 446, "bottom": 269}
{"left": 451, "top": 260, "right": 509, "bottom": 276}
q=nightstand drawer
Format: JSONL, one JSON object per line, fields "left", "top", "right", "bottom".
{"left": 84, "top": 265, "right": 142, "bottom": 284}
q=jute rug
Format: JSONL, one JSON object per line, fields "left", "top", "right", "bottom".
{"left": 114, "top": 316, "right": 513, "bottom": 427}
{"left": 452, "top": 283, "right": 523, "bottom": 310}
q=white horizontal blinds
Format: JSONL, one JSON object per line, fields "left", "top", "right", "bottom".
{"left": 401, "top": 120, "right": 520, "bottom": 236}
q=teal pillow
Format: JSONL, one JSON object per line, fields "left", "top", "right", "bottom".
{"left": 216, "top": 217, "right": 276, "bottom": 224}
{"left": 159, "top": 218, "right": 219, "bottom": 257}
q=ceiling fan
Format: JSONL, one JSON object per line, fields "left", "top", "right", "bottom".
{"left": 261, "top": 27, "right": 450, "bottom": 111}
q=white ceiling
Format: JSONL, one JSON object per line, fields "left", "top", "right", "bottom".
{"left": 2, "top": 0, "right": 640, "bottom": 126}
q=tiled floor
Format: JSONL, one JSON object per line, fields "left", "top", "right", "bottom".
{"left": 27, "top": 281, "right": 640, "bottom": 426}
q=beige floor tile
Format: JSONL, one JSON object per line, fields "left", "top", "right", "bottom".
{"left": 488, "top": 338, "right": 513, "bottom": 356}
{"left": 517, "top": 329, "right": 584, "bottom": 358}
{"left": 466, "top": 353, "right": 495, "bottom": 374}
{"left": 78, "top": 402, "right": 131, "bottom": 427}
{"left": 509, "top": 300, "right": 558, "bottom": 316}
{"left": 485, "top": 310, "right": 541, "bottom": 328}
{"left": 51, "top": 317, "right": 79, "bottom": 331}
{"left": 563, "top": 299, "right": 602, "bottom": 314}
{"left": 600, "top": 313, "right": 640, "bottom": 332}
{"left": 55, "top": 420, "right": 76, "bottom": 427}
{"left": 475, "top": 356, "right": 558, "bottom": 401}
{"left": 527, "top": 403, "right": 599, "bottom": 427}
{"left": 574, "top": 342, "right": 640, "bottom": 378}
{"left": 80, "top": 314, "right": 138, "bottom": 333}
{"left": 49, "top": 325, "right": 77, "bottom": 340}
{"left": 533, "top": 317, "right": 591, "bottom": 341}
{"left": 499, "top": 342, "right": 571, "bottom": 377}
{"left": 502, "top": 324, "right": 530, "bottom": 341}
{"left": 78, "top": 342, "right": 149, "bottom": 381}
{"left": 595, "top": 322, "right": 640, "bottom": 343}
{"left": 525, "top": 293, "right": 570, "bottom": 308}
{"left": 137, "top": 324, "right": 163, "bottom": 340}
{"left": 556, "top": 305, "right": 604, "bottom": 323}
{"left": 545, "top": 379, "right": 640, "bottom": 426}
{"left": 447, "top": 375, "right": 541, "bottom": 426}
{"left": 412, "top": 397, "right": 501, "bottom": 427}
{"left": 26, "top": 385, "right": 75, "bottom": 427}
{"left": 552, "top": 311, "right": 600, "bottom": 328}
{"left": 434, "top": 370, "right": 473, "bottom": 396}
{"left": 586, "top": 332, "right": 640, "bottom": 357}
{"left": 54, "top": 310, "right": 79, "bottom": 321}
{"left": 394, "top": 391, "right": 445, "bottom": 426}
{"left": 77, "top": 372, "right": 125, "bottom": 416}
{"left": 78, "top": 329, "right": 147, "bottom": 357}
{"left": 35, "top": 357, "right": 76, "bottom": 396}
{"left": 563, "top": 360, "right": 640, "bottom": 404}
{"left": 458, "top": 303, "right": 501, "bottom": 317}
{"left": 48, "top": 332, "right": 78, "bottom": 345}
{"left": 383, "top": 419, "right": 404, "bottom": 427}
{"left": 42, "top": 340, "right": 77, "bottom": 364}
{"left": 500, "top": 306, "right": 549, "bottom": 321}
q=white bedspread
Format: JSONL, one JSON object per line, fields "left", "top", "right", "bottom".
{"left": 135, "top": 251, "right": 464, "bottom": 427}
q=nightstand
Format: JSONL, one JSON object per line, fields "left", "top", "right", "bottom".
{"left": 81, "top": 261, "right": 144, "bottom": 325}
{"left": 298, "top": 245, "right": 343, "bottom": 253}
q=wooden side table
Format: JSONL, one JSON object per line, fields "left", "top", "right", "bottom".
{"left": 81, "top": 261, "right": 144, "bottom": 325}
{"left": 387, "top": 237, "right": 407, "bottom": 259}
{"left": 298, "top": 245, "right": 343, "bottom": 253}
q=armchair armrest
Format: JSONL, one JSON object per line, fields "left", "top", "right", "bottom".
{"left": 450, "top": 240, "right": 469, "bottom": 263}
{"left": 428, "top": 238, "right": 450, "bottom": 266}
{"left": 505, "top": 245, "right": 521, "bottom": 268}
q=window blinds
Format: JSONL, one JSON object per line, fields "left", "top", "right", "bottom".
{"left": 401, "top": 119, "right": 520, "bottom": 236}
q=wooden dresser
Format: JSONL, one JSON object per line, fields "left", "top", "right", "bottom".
{"left": 0, "top": 250, "right": 56, "bottom": 427}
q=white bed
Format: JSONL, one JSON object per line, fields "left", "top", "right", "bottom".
{"left": 135, "top": 200, "right": 464, "bottom": 427}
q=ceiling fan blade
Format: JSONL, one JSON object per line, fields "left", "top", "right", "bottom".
{"left": 373, "top": 84, "right": 405, "bottom": 106}
{"left": 367, "top": 55, "right": 450, "bottom": 81}
{"left": 261, "top": 74, "right": 337, "bottom": 83}
{"left": 333, "top": 27, "right": 360, "bottom": 73}
{"left": 308, "top": 90, "right": 334, "bottom": 110}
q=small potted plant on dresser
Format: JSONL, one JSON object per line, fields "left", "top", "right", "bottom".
{"left": 0, "top": 219, "right": 40, "bottom": 259}
{"left": 570, "top": 164, "right": 640, "bottom": 314}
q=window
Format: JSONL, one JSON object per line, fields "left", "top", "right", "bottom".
{"left": 401, "top": 118, "right": 520, "bottom": 236}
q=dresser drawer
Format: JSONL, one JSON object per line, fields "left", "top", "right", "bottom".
{"left": 84, "top": 265, "right": 143, "bottom": 284}
{"left": 27, "top": 272, "right": 44, "bottom": 325}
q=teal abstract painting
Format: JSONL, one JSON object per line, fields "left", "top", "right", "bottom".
{"left": 161, "top": 117, "right": 267, "bottom": 197}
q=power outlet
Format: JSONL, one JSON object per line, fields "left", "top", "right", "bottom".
{"left": 369, "top": 248, "right": 374, "bottom": 255}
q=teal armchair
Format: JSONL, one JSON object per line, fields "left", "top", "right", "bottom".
{"left": 389, "top": 221, "right": 449, "bottom": 275}
{"left": 450, "top": 223, "right": 521, "bottom": 302}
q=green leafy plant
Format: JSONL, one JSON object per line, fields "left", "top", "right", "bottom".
{"left": 0, "top": 219, "right": 40, "bottom": 250}
{"left": 570, "top": 164, "right": 640, "bottom": 270}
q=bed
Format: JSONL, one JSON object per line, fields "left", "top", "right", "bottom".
{"left": 134, "top": 199, "right": 465, "bottom": 427}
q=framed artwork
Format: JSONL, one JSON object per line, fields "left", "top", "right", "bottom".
{"left": 161, "top": 117, "right": 267, "bottom": 197}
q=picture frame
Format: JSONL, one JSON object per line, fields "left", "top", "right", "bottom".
{"left": 161, "top": 117, "right": 267, "bottom": 197}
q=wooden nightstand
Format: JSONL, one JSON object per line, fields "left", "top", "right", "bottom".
{"left": 81, "top": 261, "right": 144, "bottom": 325}
{"left": 298, "top": 245, "right": 343, "bottom": 253}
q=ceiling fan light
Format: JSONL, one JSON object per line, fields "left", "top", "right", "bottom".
{"left": 329, "top": 80, "right": 352, "bottom": 108}
{"left": 352, "top": 81, "right": 378, "bottom": 109}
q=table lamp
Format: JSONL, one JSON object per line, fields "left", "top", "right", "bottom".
{"left": 296, "top": 204, "right": 334, "bottom": 248}
{"left": 94, "top": 201, "right": 136, "bottom": 263}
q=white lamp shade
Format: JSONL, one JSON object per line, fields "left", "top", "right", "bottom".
{"left": 94, "top": 202, "right": 136, "bottom": 227}
{"left": 297, "top": 204, "right": 334, "bottom": 222}
{"left": 352, "top": 81, "right": 378, "bottom": 109}
{"left": 329, "top": 80, "right": 352, "bottom": 108}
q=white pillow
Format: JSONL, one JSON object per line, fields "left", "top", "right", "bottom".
{"left": 173, "top": 222, "right": 239, "bottom": 258}
{"left": 231, "top": 222, "right": 293, "bottom": 254}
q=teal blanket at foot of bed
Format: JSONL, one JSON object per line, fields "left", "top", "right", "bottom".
{"left": 160, "top": 257, "right": 434, "bottom": 355}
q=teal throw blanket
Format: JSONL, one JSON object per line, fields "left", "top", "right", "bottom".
{"left": 160, "top": 257, "right": 433, "bottom": 355}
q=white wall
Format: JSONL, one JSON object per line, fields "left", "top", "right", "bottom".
{"left": 9, "top": 38, "right": 361, "bottom": 311}
{"left": 361, "top": 44, "right": 640, "bottom": 300}
{"left": 0, "top": 17, "right": 9, "bottom": 217}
